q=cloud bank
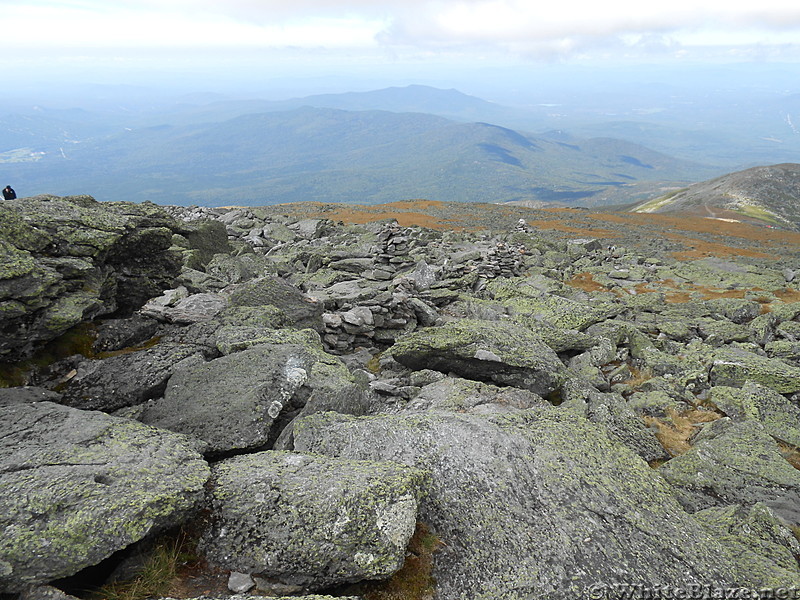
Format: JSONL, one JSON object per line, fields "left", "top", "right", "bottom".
{"left": 2, "top": 0, "right": 800, "bottom": 62}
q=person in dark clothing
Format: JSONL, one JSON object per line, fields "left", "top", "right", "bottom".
{"left": 2, "top": 186, "right": 16, "bottom": 200}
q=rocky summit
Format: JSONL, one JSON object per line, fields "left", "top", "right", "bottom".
{"left": 2, "top": 195, "right": 800, "bottom": 599}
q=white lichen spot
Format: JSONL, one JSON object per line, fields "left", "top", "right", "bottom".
{"left": 376, "top": 494, "right": 418, "bottom": 548}
{"left": 354, "top": 551, "right": 376, "bottom": 568}
{"left": 267, "top": 400, "right": 284, "bottom": 419}
{"left": 474, "top": 349, "right": 502, "bottom": 362}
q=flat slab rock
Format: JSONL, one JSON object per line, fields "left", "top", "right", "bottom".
{"left": 138, "top": 343, "right": 357, "bottom": 455}
{"left": 0, "top": 402, "right": 210, "bottom": 592}
{"left": 659, "top": 418, "right": 800, "bottom": 525}
{"left": 199, "top": 451, "right": 426, "bottom": 591}
{"left": 293, "top": 407, "right": 777, "bottom": 599}
{"left": 390, "top": 318, "right": 568, "bottom": 397}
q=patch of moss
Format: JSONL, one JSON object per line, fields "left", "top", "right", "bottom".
{"left": 731, "top": 203, "right": 786, "bottom": 226}
{"left": 342, "top": 522, "right": 442, "bottom": 600}
{"left": 366, "top": 353, "right": 383, "bottom": 374}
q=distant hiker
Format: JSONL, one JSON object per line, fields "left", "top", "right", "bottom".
{"left": 2, "top": 185, "right": 16, "bottom": 200}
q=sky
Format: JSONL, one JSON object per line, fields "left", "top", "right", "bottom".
{"left": 2, "top": 0, "right": 800, "bottom": 95}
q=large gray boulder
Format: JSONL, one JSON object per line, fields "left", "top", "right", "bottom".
{"left": 406, "top": 376, "right": 548, "bottom": 414}
{"left": 694, "top": 503, "right": 800, "bottom": 588}
{"left": 60, "top": 342, "right": 205, "bottom": 412}
{"left": 199, "top": 451, "right": 426, "bottom": 591}
{"left": 0, "top": 196, "right": 183, "bottom": 360}
{"left": 139, "top": 342, "right": 365, "bottom": 455}
{"left": 390, "top": 319, "right": 569, "bottom": 397}
{"left": 659, "top": 418, "right": 800, "bottom": 525}
{"left": 140, "top": 289, "right": 228, "bottom": 324}
{"left": 0, "top": 386, "right": 61, "bottom": 406}
{"left": 709, "top": 382, "right": 800, "bottom": 447}
{"left": 293, "top": 408, "right": 750, "bottom": 599}
{"left": 0, "top": 402, "right": 209, "bottom": 592}
{"left": 222, "top": 276, "right": 324, "bottom": 331}
{"left": 711, "top": 345, "right": 800, "bottom": 393}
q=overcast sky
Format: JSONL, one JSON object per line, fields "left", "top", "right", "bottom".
{"left": 2, "top": 0, "right": 800, "bottom": 94}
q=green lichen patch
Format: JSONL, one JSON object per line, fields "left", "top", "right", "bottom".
{"left": 391, "top": 318, "right": 568, "bottom": 396}
{"left": 708, "top": 382, "right": 800, "bottom": 448}
{"left": 694, "top": 503, "right": 800, "bottom": 589}
{"left": 199, "top": 450, "right": 428, "bottom": 591}
{"left": 711, "top": 345, "right": 800, "bottom": 393}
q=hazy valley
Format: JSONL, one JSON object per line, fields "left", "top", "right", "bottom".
{"left": 2, "top": 71, "right": 800, "bottom": 208}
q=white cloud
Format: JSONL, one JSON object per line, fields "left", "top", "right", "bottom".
{"left": 1, "top": 0, "right": 800, "bottom": 61}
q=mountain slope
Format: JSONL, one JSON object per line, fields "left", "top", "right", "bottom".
{"left": 631, "top": 163, "right": 800, "bottom": 229}
{"left": 1, "top": 106, "right": 719, "bottom": 206}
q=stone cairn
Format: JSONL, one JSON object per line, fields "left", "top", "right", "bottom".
{"left": 320, "top": 222, "right": 438, "bottom": 353}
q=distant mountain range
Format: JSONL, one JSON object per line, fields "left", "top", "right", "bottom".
{"left": 630, "top": 163, "right": 800, "bottom": 230}
{"left": 0, "top": 101, "right": 719, "bottom": 206}
{"left": 2, "top": 84, "right": 798, "bottom": 206}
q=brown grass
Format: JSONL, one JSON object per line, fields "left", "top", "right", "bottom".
{"left": 566, "top": 272, "right": 611, "bottom": 293}
{"left": 268, "top": 200, "right": 800, "bottom": 263}
{"left": 643, "top": 408, "right": 722, "bottom": 458}
{"left": 588, "top": 212, "right": 800, "bottom": 245}
{"left": 774, "top": 289, "right": 800, "bottom": 303}
{"left": 526, "top": 220, "right": 618, "bottom": 238}
{"left": 665, "top": 233, "right": 775, "bottom": 260}
{"left": 298, "top": 199, "right": 471, "bottom": 230}
{"left": 777, "top": 441, "right": 800, "bottom": 471}
{"left": 344, "top": 522, "right": 443, "bottom": 600}
{"left": 620, "top": 365, "right": 654, "bottom": 388}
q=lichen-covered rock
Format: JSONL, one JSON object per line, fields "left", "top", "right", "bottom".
{"left": 293, "top": 408, "right": 746, "bottom": 599}
{"left": 694, "top": 503, "right": 800, "bottom": 588}
{"left": 139, "top": 342, "right": 364, "bottom": 455}
{"left": 0, "top": 196, "right": 183, "bottom": 359}
{"left": 710, "top": 345, "right": 800, "bottom": 393}
{"left": 486, "top": 276, "right": 621, "bottom": 325}
{"left": 626, "top": 390, "right": 686, "bottom": 417}
{"left": 0, "top": 402, "right": 209, "bottom": 592}
{"left": 390, "top": 319, "right": 569, "bottom": 397}
{"left": 709, "top": 382, "right": 800, "bottom": 447}
{"left": 19, "top": 585, "right": 81, "bottom": 600}
{"left": 406, "top": 376, "right": 548, "bottom": 413}
{"left": 562, "top": 382, "right": 669, "bottom": 463}
{"left": 697, "top": 317, "right": 750, "bottom": 345}
{"left": 0, "top": 386, "right": 62, "bottom": 406}
{"left": 199, "top": 451, "right": 426, "bottom": 591}
{"left": 215, "top": 326, "right": 322, "bottom": 355}
{"left": 204, "top": 253, "right": 272, "bottom": 285}
{"left": 140, "top": 290, "right": 228, "bottom": 324}
{"left": 91, "top": 314, "right": 160, "bottom": 353}
{"left": 659, "top": 419, "right": 800, "bottom": 524}
{"left": 60, "top": 342, "right": 205, "bottom": 412}
{"left": 704, "top": 298, "right": 763, "bottom": 324}
{"left": 222, "top": 276, "right": 323, "bottom": 331}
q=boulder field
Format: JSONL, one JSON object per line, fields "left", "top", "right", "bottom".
{"left": 2, "top": 196, "right": 800, "bottom": 598}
